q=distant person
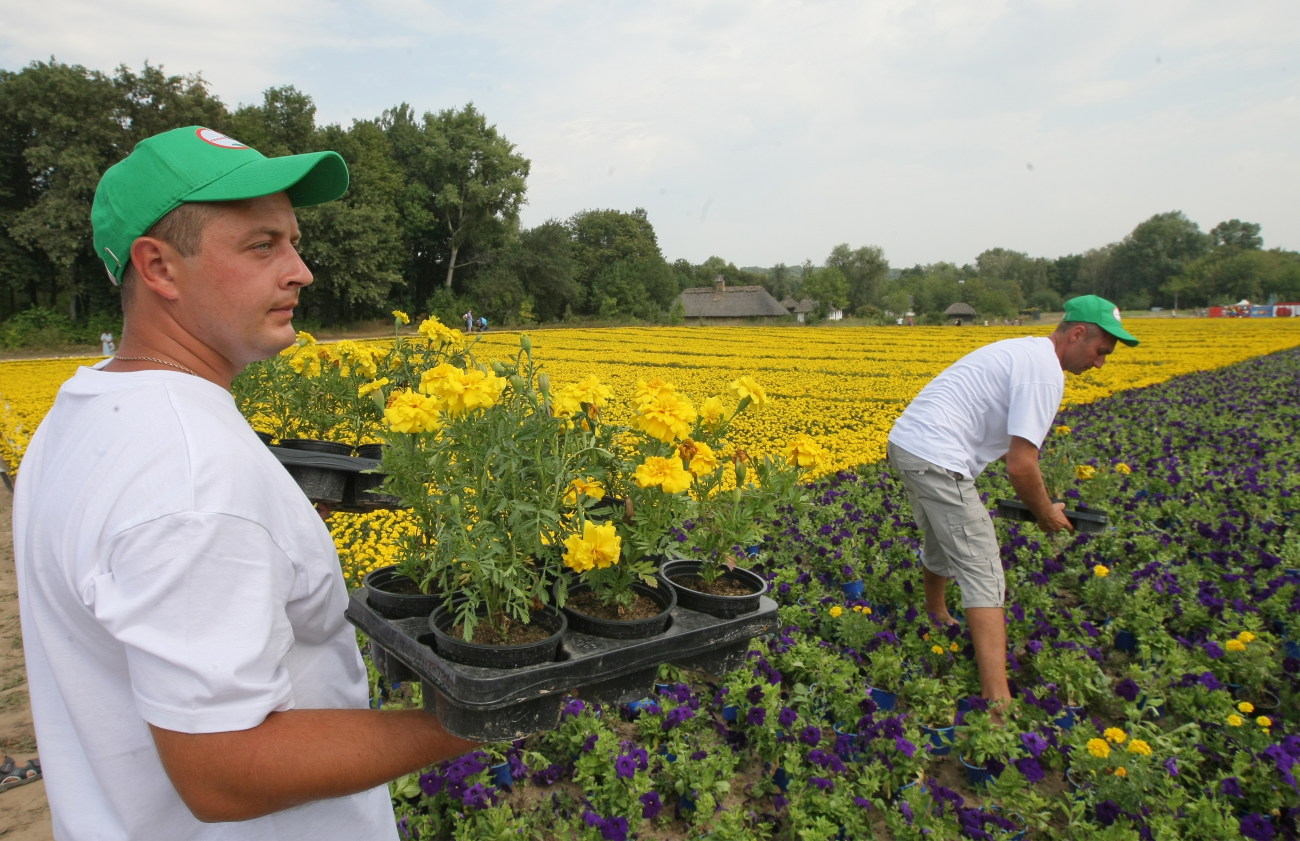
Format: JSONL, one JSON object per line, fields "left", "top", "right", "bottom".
{"left": 14, "top": 125, "right": 474, "bottom": 840}
{"left": 463, "top": 310, "right": 475, "bottom": 333}
{"left": 479, "top": 316, "right": 488, "bottom": 331}
{"left": 100, "top": 330, "right": 115, "bottom": 355}
{"left": 887, "top": 294, "right": 1139, "bottom": 713}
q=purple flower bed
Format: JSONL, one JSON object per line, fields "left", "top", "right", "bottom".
{"left": 389, "top": 348, "right": 1300, "bottom": 839}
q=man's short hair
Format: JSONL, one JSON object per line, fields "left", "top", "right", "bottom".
{"left": 120, "top": 203, "right": 221, "bottom": 304}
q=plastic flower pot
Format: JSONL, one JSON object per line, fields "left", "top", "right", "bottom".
{"left": 429, "top": 602, "right": 567, "bottom": 669}
{"left": 1053, "top": 704, "right": 1084, "bottom": 730}
{"left": 839, "top": 579, "right": 865, "bottom": 599}
{"left": 659, "top": 558, "right": 769, "bottom": 619}
{"left": 363, "top": 565, "right": 442, "bottom": 620}
{"left": 275, "top": 438, "right": 352, "bottom": 503}
{"left": 920, "top": 724, "right": 957, "bottom": 755}
{"left": 1114, "top": 628, "right": 1138, "bottom": 652}
{"left": 868, "top": 686, "right": 897, "bottom": 711}
{"left": 557, "top": 579, "right": 675, "bottom": 639}
{"left": 488, "top": 762, "right": 513, "bottom": 788}
{"left": 960, "top": 756, "right": 999, "bottom": 788}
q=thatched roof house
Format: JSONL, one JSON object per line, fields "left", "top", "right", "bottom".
{"left": 944, "top": 302, "right": 977, "bottom": 319}
{"left": 678, "top": 280, "right": 789, "bottom": 319}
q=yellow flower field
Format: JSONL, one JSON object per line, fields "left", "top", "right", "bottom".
{"left": 4, "top": 318, "right": 1300, "bottom": 478}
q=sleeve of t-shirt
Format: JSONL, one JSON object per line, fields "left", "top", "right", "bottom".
{"left": 1007, "top": 382, "right": 1063, "bottom": 448}
{"left": 89, "top": 511, "right": 297, "bottom": 734}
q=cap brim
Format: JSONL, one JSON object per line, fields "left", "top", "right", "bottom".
{"left": 184, "top": 151, "right": 349, "bottom": 208}
{"left": 1105, "top": 325, "right": 1139, "bottom": 347}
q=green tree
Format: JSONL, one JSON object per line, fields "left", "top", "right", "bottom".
{"left": 513, "top": 221, "right": 580, "bottom": 322}
{"left": 567, "top": 208, "right": 667, "bottom": 316}
{"left": 425, "top": 103, "right": 529, "bottom": 292}
{"left": 228, "top": 85, "right": 318, "bottom": 156}
{"left": 826, "top": 243, "right": 889, "bottom": 314}
{"left": 1209, "top": 219, "right": 1263, "bottom": 251}
{"left": 1110, "top": 211, "right": 1211, "bottom": 309}
{"left": 800, "top": 266, "right": 849, "bottom": 319}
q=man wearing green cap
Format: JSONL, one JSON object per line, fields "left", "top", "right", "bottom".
{"left": 13, "top": 127, "right": 474, "bottom": 840}
{"left": 886, "top": 295, "right": 1138, "bottom": 711}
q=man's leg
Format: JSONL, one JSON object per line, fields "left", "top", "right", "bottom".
{"left": 967, "top": 607, "right": 1011, "bottom": 716}
{"left": 924, "top": 566, "right": 958, "bottom": 626}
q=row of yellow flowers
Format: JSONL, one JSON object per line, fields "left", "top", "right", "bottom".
{"left": 5, "top": 318, "right": 1300, "bottom": 479}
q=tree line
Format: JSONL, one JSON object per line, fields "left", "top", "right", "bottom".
{"left": 3, "top": 59, "right": 1299, "bottom": 343}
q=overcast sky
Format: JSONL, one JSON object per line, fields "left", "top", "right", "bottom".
{"left": 4, "top": 1, "right": 1298, "bottom": 268}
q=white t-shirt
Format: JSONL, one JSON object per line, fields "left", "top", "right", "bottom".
{"left": 13, "top": 367, "right": 396, "bottom": 841}
{"left": 888, "top": 336, "right": 1063, "bottom": 479}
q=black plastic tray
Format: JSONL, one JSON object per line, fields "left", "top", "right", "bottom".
{"left": 345, "top": 587, "right": 779, "bottom": 740}
{"left": 995, "top": 498, "right": 1109, "bottom": 533}
{"left": 268, "top": 446, "right": 401, "bottom": 511}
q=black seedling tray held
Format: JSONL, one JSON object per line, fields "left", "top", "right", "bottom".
{"left": 995, "top": 498, "right": 1109, "bottom": 533}
{"left": 268, "top": 446, "right": 400, "bottom": 511}
{"left": 345, "top": 587, "right": 779, "bottom": 741}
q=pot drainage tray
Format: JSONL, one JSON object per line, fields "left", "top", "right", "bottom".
{"left": 346, "top": 587, "right": 778, "bottom": 740}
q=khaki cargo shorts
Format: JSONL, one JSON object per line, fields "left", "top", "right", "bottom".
{"left": 886, "top": 441, "right": 1005, "bottom": 608}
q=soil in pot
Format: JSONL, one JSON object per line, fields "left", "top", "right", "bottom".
{"left": 666, "top": 573, "right": 758, "bottom": 598}
{"left": 567, "top": 589, "right": 663, "bottom": 621}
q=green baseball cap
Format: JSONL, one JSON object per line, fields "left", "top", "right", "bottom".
{"left": 91, "top": 126, "right": 349, "bottom": 285}
{"left": 1062, "top": 294, "right": 1139, "bottom": 347}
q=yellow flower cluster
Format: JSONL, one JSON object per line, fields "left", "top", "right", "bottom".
{"left": 562, "top": 521, "right": 622, "bottom": 573}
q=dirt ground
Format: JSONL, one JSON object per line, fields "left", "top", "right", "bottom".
{"left": 0, "top": 488, "right": 52, "bottom": 840}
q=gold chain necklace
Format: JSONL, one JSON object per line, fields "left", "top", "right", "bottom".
{"left": 113, "top": 355, "right": 198, "bottom": 377}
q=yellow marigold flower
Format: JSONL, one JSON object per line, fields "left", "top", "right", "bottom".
{"left": 562, "top": 521, "right": 621, "bottom": 574}
{"left": 1114, "top": 462, "right": 1132, "bottom": 474}
{"left": 1113, "top": 766, "right": 1127, "bottom": 777}
{"left": 1055, "top": 425, "right": 1071, "bottom": 436}
{"left": 383, "top": 389, "right": 442, "bottom": 434}
{"left": 1237, "top": 700, "right": 1255, "bottom": 713}
{"left": 931, "top": 644, "right": 945, "bottom": 655}
{"left": 635, "top": 455, "right": 694, "bottom": 494}
{"left": 1075, "top": 464, "right": 1096, "bottom": 480}
{"left": 680, "top": 439, "right": 720, "bottom": 476}
{"left": 1236, "top": 631, "right": 1256, "bottom": 644}
{"left": 417, "top": 316, "right": 464, "bottom": 348}
{"left": 1225, "top": 639, "right": 1247, "bottom": 652}
{"left": 358, "top": 377, "right": 389, "bottom": 398}
{"left": 1257, "top": 716, "right": 1272, "bottom": 728}
{"left": 699, "top": 396, "right": 726, "bottom": 426}
{"left": 564, "top": 476, "right": 607, "bottom": 505}
{"left": 1126, "top": 739, "right": 1152, "bottom": 756}
{"left": 1104, "top": 727, "right": 1127, "bottom": 744}
{"left": 729, "top": 375, "right": 768, "bottom": 407}
{"left": 392, "top": 309, "right": 410, "bottom": 325}
{"left": 949, "top": 642, "right": 959, "bottom": 652}
{"left": 1226, "top": 714, "right": 1244, "bottom": 727}
{"left": 785, "top": 433, "right": 830, "bottom": 470}
{"left": 633, "top": 377, "right": 678, "bottom": 406}
{"left": 829, "top": 605, "right": 843, "bottom": 618}
{"left": 420, "top": 364, "right": 507, "bottom": 415}
{"left": 295, "top": 330, "right": 317, "bottom": 346}
{"left": 633, "top": 392, "right": 697, "bottom": 443}
{"left": 1093, "top": 564, "right": 1110, "bottom": 578}
{"left": 1087, "top": 738, "right": 1110, "bottom": 759}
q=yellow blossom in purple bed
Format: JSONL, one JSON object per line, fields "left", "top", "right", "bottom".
{"left": 1226, "top": 714, "right": 1244, "bottom": 727}
{"left": 562, "top": 521, "right": 622, "bottom": 574}
{"left": 1075, "top": 464, "right": 1097, "bottom": 480}
{"left": 1093, "top": 564, "right": 1110, "bottom": 577}
{"left": 829, "top": 605, "right": 843, "bottom": 618}
{"left": 1055, "top": 425, "right": 1071, "bottom": 435}
{"left": 728, "top": 375, "right": 768, "bottom": 407}
{"left": 1225, "top": 638, "right": 1247, "bottom": 652}
{"left": 1237, "top": 631, "right": 1256, "bottom": 644}
{"left": 1237, "top": 700, "right": 1255, "bottom": 713}
{"left": 1114, "top": 462, "right": 1132, "bottom": 474}
{"left": 383, "top": 389, "right": 442, "bottom": 434}
{"left": 1087, "top": 738, "right": 1111, "bottom": 759}
{"left": 1104, "top": 727, "right": 1127, "bottom": 744}
{"left": 1257, "top": 716, "right": 1272, "bottom": 728}
{"left": 635, "top": 455, "right": 694, "bottom": 494}
{"left": 1126, "top": 739, "right": 1152, "bottom": 756}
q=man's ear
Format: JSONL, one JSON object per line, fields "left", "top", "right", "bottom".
{"left": 128, "top": 237, "right": 184, "bottom": 301}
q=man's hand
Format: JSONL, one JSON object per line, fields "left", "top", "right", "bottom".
{"left": 1005, "top": 436, "right": 1075, "bottom": 534}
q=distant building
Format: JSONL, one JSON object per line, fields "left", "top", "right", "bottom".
{"left": 780, "top": 296, "right": 842, "bottom": 323}
{"left": 944, "top": 302, "right": 977, "bottom": 324}
{"left": 677, "top": 278, "right": 790, "bottom": 320}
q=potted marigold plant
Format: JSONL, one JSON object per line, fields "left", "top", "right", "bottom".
{"left": 379, "top": 334, "right": 604, "bottom": 659}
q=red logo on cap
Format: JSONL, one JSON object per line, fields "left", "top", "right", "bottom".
{"left": 195, "top": 128, "right": 249, "bottom": 149}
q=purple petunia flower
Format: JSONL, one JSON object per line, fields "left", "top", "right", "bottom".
{"left": 853, "top": 796, "right": 872, "bottom": 811}
{"left": 1221, "top": 777, "right": 1244, "bottom": 798}
{"left": 810, "top": 775, "right": 834, "bottom": 791}
{"left": 778, "top": 706, "right": 798, "bottom": 728}
{"left": 614, "top": 754, "right": 638, "bottom": 779}
{"left": 746, "top": 685, "right": 765, "bottom": 704}
{"left": 580, "top": 733, "right": 599, "bottom": 753}
{"left": 1202, "top": 640, "right": 1225, "bottom": 659}
{"left": 662, "top": 706, "right": 696, "bottom": 731}
{"left": 640, "top": 791, "right": 663, "bottom": 820}
{"left": 1020, "top": 732, "right": 1048, "bottom": 758}
{"left": 690, "top": 750, "right": 709, "bottom": 761}
{"left": 1163, "top": 758, "right": 1179, "bottom": 777}
{"left": 1014, "top": 756, "right": 1046, "bottom": 783}
{"left": 600, "top": 816, "right": 630, "bottom": 841}
{"left": 1115, "top": 678, "right": 1140, "bottom": 702}
{"left": 747, "top": 706, "right": 767, "bottom": 727}
{"left": 1239, "top": 813, "right": 1275, "bottom": 841}
{"left": 461, "top": 782, "right": 494, "bottom": 810}
{"left": 1095, "top": 799, "right": 1122, "bottom": 826}
{"left": 895, "top": 737, "right": 916, "bottom": 758}
{"left": 800, "top": 725, "right": 822, "bottom": 746}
